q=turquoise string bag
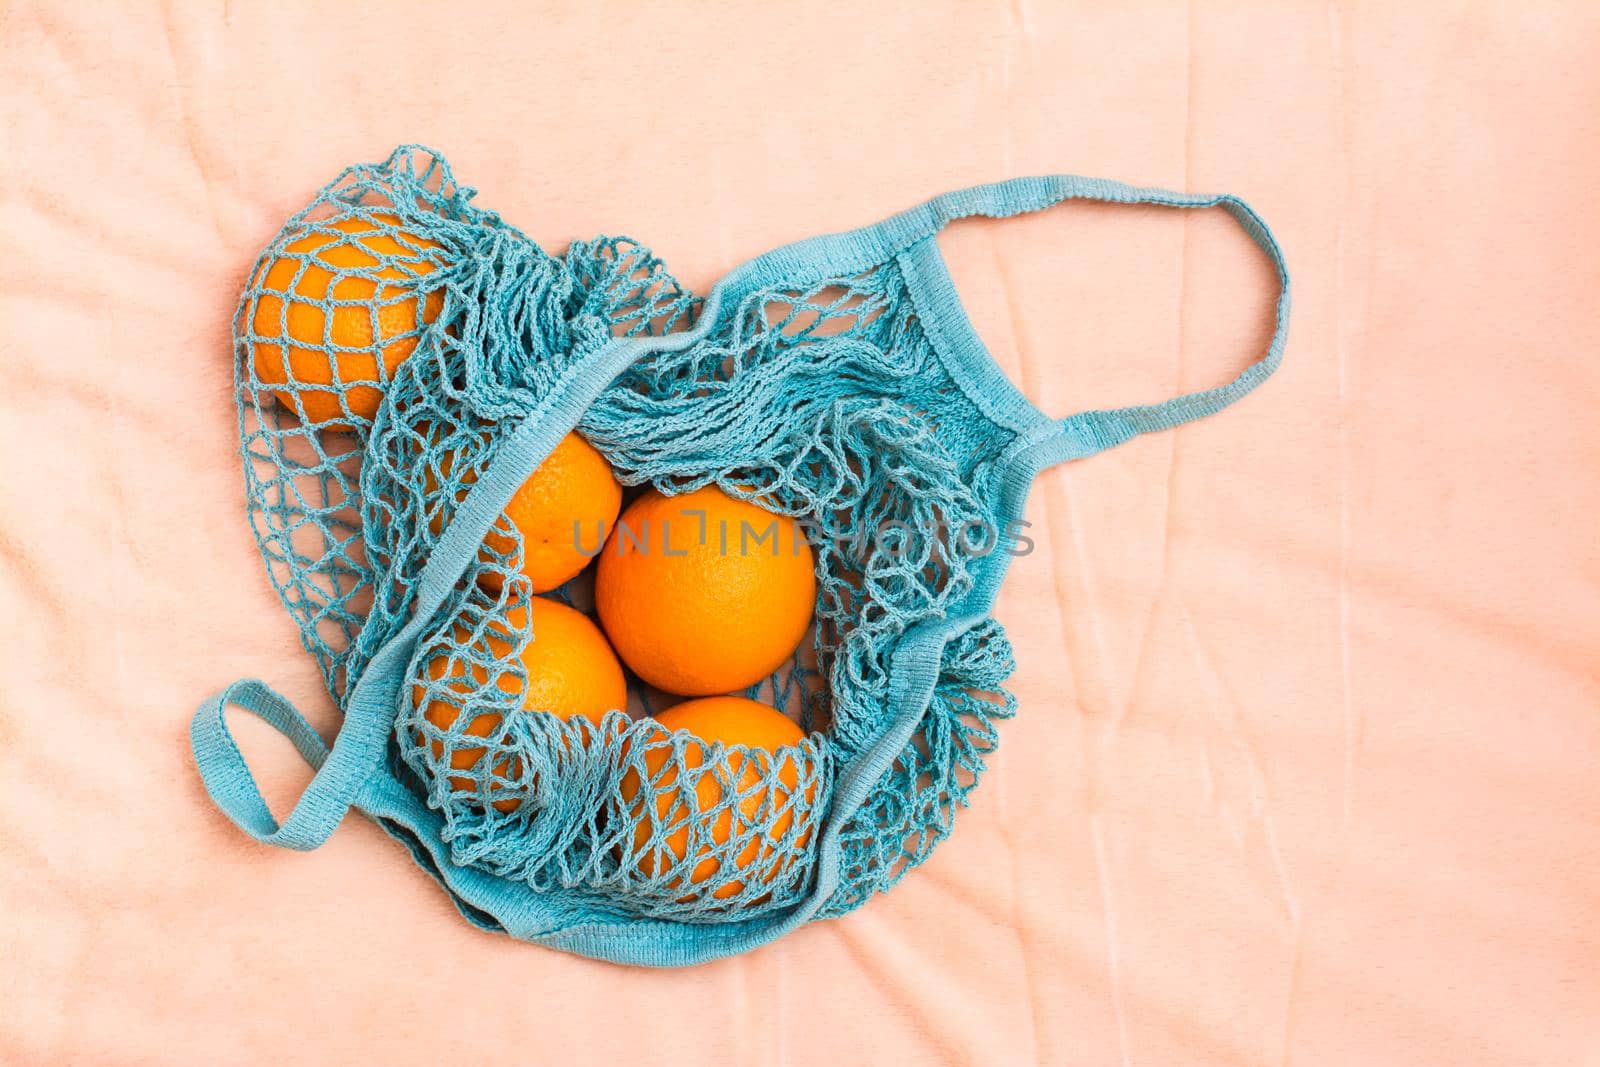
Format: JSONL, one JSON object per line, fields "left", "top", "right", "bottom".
{"left": 190, "top": 147, "right": 1289, "bottom": 966}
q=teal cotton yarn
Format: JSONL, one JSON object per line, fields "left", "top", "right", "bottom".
{"left": 192, "top": 146, "right": 1289, "bottom": 965}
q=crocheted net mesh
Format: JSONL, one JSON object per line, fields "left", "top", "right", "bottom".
{"left": 236, "top": 147, "right": 1017, "bottom": 925}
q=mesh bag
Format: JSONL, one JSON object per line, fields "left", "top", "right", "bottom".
{"left": 191, "top": 147, "right": 1289, "bottom": 965}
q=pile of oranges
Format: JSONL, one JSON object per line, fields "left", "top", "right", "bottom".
{"left": 248, "top": 213, "right": 818, "bottom": 903}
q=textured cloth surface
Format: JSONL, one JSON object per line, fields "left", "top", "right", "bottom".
{"left": 2, "top": 0, "right": 1597, "bottom": 1063}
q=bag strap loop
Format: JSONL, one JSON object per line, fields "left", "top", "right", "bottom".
{"left": 1047, "top": 193, "right": 1288, "bottom": 468}
{"left": 904, "top": 176, "right": 1290, "bottom": 469}
{"left": 189, "top": 679, "right": 336, "bottom": 849}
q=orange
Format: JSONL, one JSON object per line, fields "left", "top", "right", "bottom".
{"left": 248, "top": 212, "right": 445, "bottom": 429}
{"left": 412, "top": 596, "right": 626, "bottom": 812}
{"left": 594, "top": 486, "right": 816, "bottom": 696}
{"left": 428, "top": 432, "right": 621, "bottom": 594}
{"left": 618, "top": 696, "right": 813, "bottom": 901}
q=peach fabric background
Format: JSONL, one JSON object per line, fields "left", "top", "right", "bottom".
{"left": 2, "top": 2, "right": 1597, "bottom": 1064}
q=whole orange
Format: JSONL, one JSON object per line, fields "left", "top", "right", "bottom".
{"left": 457, "top": 432, "right": 621, "bottom": 594}
{"left": 595, "top": 486, "right": 816, "bottom": 696}
{"left": 413, "top": 596, "right": 626, "bottom": 812}
{"left": 248, "top": 212, "right": 445, "bottom": 429}
{"left": 618, "top": 696, "right": 813, "bottom": 902}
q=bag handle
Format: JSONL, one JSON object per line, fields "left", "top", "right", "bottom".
{"left": 188, "top": 595, "right": 448, "bottom": 850}
{"left": 190, "top": 679, "right": 337, "bottom": 847}
{"left": 1046, "top": 189, "right": 1288, "bottom": 467}
{"left": 903, "top": 176, "right": 1291, "bottom": 469}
